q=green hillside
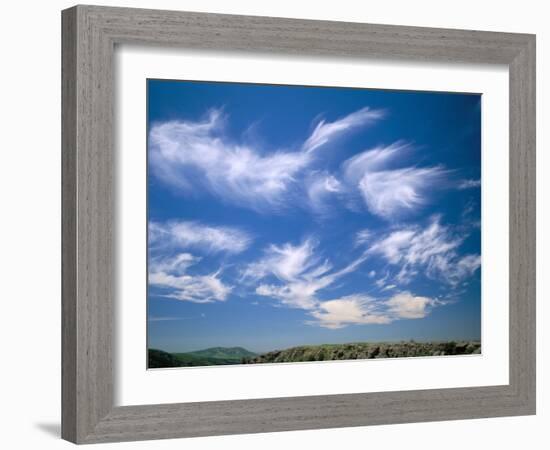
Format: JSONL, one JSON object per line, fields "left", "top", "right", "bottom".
{"left": 149, "top": 341, "right": 481, "bottom": 368}
{"left": 186, "top": 347, "right": 257, "bottom": 361}
{"left": 148, "top": 349, "right": 187, "bottom": 368}
{"left": 148, "top": 347, "right": 257, "bottom": 368}
{"left": 243, "top": 341, "right": 481, "bottom": 364}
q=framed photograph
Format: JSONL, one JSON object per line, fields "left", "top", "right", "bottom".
{"left": 62, "top": 5, "right": 536, "bottom": 444}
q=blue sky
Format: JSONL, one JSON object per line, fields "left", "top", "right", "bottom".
{"left": 147, "top": 79, "right": 481, "bottom": 354}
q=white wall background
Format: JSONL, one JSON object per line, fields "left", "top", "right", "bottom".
{"left": 0, "top": 1, "right": 546, "bottom": 448}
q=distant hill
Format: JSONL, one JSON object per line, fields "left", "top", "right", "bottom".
{"left": 149, "top": 341, "right": 480, "bottom": 368}
{"left": 148, "top": 347, "right": 257, "bottom": 368}
{"left": 242, "top": 341, "right": 481, "bottom": 364}
{"left": 186, "top": 347, "right": 257, "bottom": 361}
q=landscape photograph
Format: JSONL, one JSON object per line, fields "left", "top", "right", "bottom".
{"left": 146, "top": 79, "right": 482, "bottom": 369}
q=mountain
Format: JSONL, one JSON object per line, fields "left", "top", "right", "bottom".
{"left": 186, "top": 347, "right": 257, "bottom": 361}
{"left": 148, "top": 347, "right": 257, "bottom": 368}
{"left": 242, "top": 341, "right": 481, "bottom": 364}
{"left": 149, "top": 341, "right": 481, "bottom": 368}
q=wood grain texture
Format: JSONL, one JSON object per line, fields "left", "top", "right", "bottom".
{"left": 61, "top": 4, "right": 536, "bottom": 444}
{"left": 61, "top": 7, "right": 77, "bottom": 443}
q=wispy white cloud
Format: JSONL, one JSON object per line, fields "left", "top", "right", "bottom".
{"left": 343, "top": 141, "right": 410, "bottom": 183}
{"left": 305, "top": 172, "right": 343, "bottom": 213}
{"left": 242, "top": 239, "right": 324, "bottom": 283}
{"left": 375, "top": 272, "right": 391, "bottom": 289}
{"left": 149, "top": 252, "right": 198, "bottom": 274}
{"left": 147, "top": 106, "right": 475, "bottom": 323}
{"left": 302, "top": 107, "right": 385, "bottom": 153}
{"left": 355, "top": 229, "right": 372, "bottom": 246}
{"left": 457, "top": 179, "right": 481, "bottom": 189}
{"left": 245, "top": 239, "right": 366, "bottom": 310}
{"left": 244, "top": 239, "right": 335, "bottom": 309}
{"left": 357, "top": 167, "right": 446, "bottom": 219}
{"left": 342, "top": 142, "right": 447, "bottom": 219}
{"left": 149, "top": 107, "right": 384, "bottom": 211}
{"left": 244, "top": 237, "right": 444, "bottom": 328}
{"left": 149, "top": 109, "right": 311, "bottom": 210}
{"left": 149, "top": 253, "right": 232, "bottom": 303}
{"left": 147, "top": 221, "right": 247, "bottom": 303}
{"left": 148, "top": 313, "right": 206, "bottom": 322}
{"left": 149, "top": 220, "right": 252, "bottom": 254}
{"left": 427, "top": 253, "right": 481, "bottom": 286}
{"left": 367, "top": 215, "right": 480, "bottom": 286}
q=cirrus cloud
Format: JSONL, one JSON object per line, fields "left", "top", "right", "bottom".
{"left": 302, "top": 107, "right": 385, "bottom": 153}
{"left": 367, "top": 215, "right": 481, "bottom": 286}
{"left": 457, "top": 179, "right": 481, "bottom": 189}
{"left": 342, "top": 141, "right": 448, "bottom": 219}
{"left": 243, "top": 237, "right": 443, "bottom": 329}
{"left": 148, "top": 253, "right": 232, "bottom": 303}
{"left": 147, "top": 103, "right": 479, "bottom": 329}
{"left": 149, "top": 220, "right": 252, "bottom": 254}
{"left": 149, "top": 107, "right": 385, "bottom": 212}
{"left": 357, "top": 166, "right": 447, "bottom": 219}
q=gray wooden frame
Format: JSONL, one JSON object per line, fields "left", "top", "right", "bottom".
{"left": 62, "top": 4, "right": 536, "bottom": 444}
